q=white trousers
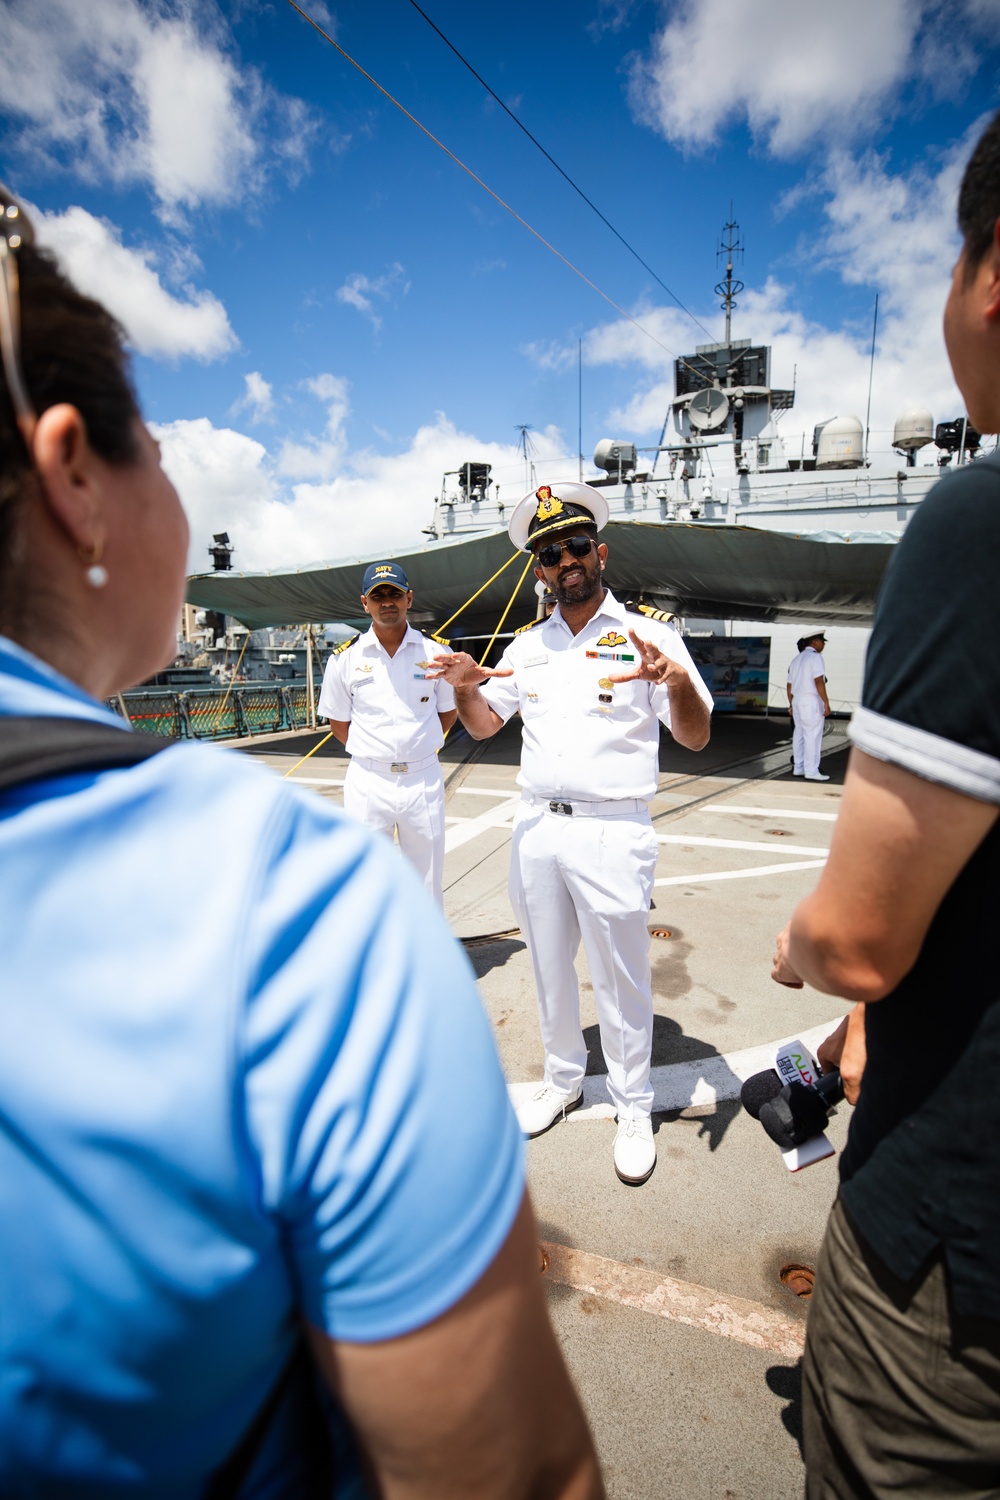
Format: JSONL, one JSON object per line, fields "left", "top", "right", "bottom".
{"left": 792, "top": 698, "right": 825, "bottom": 777}
{"left": 343, "top": 758, "right": 445, "bottom": 904}
{"left": 508, "top": 800, "right": 658, "bottom": 1119}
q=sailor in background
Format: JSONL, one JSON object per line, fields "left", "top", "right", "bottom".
{"left": 318, "top": 562, "right": 456, "bottom": 903}
{"left": 786, "top": 632, "right": 831, "bottom": 781}
{"left": 429, "top": 483, "right": 712, "bottom": 1185}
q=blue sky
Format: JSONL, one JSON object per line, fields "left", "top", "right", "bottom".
{"left": 2, "top": 0, "right": 999, "bottom": 572}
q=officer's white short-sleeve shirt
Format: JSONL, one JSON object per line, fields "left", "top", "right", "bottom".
{"left": 481, "top": 590, "right": 712, "bottom": 802}
{"left": 787, "top": 646, "right": 826, "bottom": 702}
{"left": 318, "top": 624, "right": 455, "bottom": 761}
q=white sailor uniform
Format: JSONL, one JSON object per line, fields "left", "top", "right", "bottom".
{"left": 787, "top": 645, "right": 827, "bottom": 778}
{"left": 318, "top": 624, "right": 455, "bottom": 902}
{"left": 481, "top": 591, "right": 713, "bottom": 1118}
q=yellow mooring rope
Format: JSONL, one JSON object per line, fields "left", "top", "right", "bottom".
{"left": 440, "top": 552, "right": 535, "bottom": 746}
{"left": 436, "top": 550, "right": 523, "bottom": 635}
{"left": 477, "top": 555, "right": 534, "bottom": 666}
{"left": 213, "top": 630, "right": 251, "bottom": 729}
{"left": 282, "top": 729, "right": 335, "bottom": 778}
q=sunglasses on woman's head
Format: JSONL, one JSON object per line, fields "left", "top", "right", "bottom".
{"left": 535, "top": 535, "right": 595, "bottom": 569}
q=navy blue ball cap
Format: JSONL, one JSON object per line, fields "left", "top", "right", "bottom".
{"left": 362, "top": 561, "right": 410, "bottom": 595}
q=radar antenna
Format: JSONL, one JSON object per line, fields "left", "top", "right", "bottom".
{"left": 515, "top": 422, "right": 536, "bottom": 489}
{"left": 714, "top": 209, "right": 744, "bottom": 345}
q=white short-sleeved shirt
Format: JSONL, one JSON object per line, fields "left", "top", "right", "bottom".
{"left": 318, "top": 623, "right": 456, "bottom": 762}
{"left": 787, "top": 646, "right": 826, "bottom": 702}
{"left": 480, "top": 590, "right": 712, "bottom": 802}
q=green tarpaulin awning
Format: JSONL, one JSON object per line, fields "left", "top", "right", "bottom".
{"left": 186, "top": 519, "right": 896, "bottom": 633}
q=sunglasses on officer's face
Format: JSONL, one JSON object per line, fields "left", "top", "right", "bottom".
{"left": 535, "top": 535, "right": 595, "bottom": 569}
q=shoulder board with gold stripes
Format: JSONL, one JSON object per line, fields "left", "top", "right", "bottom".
{"left": 637, "top": 604, "right": 675, "bottom": 624}
{"left": 514, "top": 616, "right": 545, "bottom": 635}
{"left": 330, "top": 632, "right": 361, "bottom": 656}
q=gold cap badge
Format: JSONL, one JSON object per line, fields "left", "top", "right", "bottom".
{"left": 534, "top": 485, "right": 564, "bottom": 522}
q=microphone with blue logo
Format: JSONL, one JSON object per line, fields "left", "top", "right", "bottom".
{"left": 740, "top": 1040, "right": 843, "bottom": 1171}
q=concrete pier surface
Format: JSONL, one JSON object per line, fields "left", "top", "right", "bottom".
{"left": 243, "top": 714, "right": 851, "bottom": 1500}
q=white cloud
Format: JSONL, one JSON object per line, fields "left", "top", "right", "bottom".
{"left": 630, "top": 0, "right": 994, "bottom": 154}
{"left": 277, "top": 373, "right": 351, "bottom": 481}
{"left": 336, "top": 263, "right": 409, "bottom": 330}
{"left": 0, "top": 0, "right": 318, "bottom": 218}
{"left": 156, "top": 410, "right": 569, "bottom": 579}
{"left": 233, "top": 371, "right": 274, "bottom": 423}
{"left": 34, "top": 205, "right": 237, "bottom": 361}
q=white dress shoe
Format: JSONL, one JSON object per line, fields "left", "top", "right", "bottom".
{"left": 805, "top": 772, "right": 831, "bottom": 781}
{"left": 613, "top": 1116, "right": 656, "bottom": 1184}
{"left": 516, "top": 1083, "right": 583, "bottom": 1138}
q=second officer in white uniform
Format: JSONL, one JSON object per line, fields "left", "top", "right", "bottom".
{"left": 786, "top": 631, "right": 831, "bottom": 781}
{"left": 430, "top": 483, "right": 713, "bottom": 1185}
{"left": 318, "top": 562, "right": 456, "bottom": 903}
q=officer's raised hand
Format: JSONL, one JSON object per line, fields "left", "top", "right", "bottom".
{"left": 425, "top": 651, "right": 513, "bottom": 685}
{"left": 606, "top": 630, "right": 688, "bottom": 687}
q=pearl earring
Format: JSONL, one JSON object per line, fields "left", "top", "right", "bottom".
{"left": 79, "top": 542, "right": 108, "bottom": 589}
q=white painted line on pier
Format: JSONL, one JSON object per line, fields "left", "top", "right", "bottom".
{"left": 657, "top": 834, "right": 829, "bottom": 856}
{"left": 541, "top": 1241, "right": 805, "bottom": 1358}
{"left": 655, "top": 858, "right": 826, "bottom": 887}
{"left": 450, "top": 785, "right": 522, "bottom": 799}
{"left": 288, "top": 775, "right": 345, "bottom": 787}
{"left": 508, "top": 1018, "right": 843, "bottom": 1121}
{"left": 444, "top": 795, "right": 520, "bottom": 853}
{"left": 704, "top": 804, "right": 838, "bottom": 821}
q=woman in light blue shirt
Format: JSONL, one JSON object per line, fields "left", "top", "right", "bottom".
{"left": 0, "top": 188, "right": 602, "bottom": 1499}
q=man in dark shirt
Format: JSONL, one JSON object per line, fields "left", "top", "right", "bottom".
{"left": 772, "top": 110, "right": 1000, "bottom": 1498}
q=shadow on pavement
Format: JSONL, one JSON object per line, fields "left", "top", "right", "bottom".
{"left": 766, "top": 1361, "right": 804, "bottom": 1456}
{"left": 583, "top": 1013, "right": 744, "bottom": 1151}
{"left": 462, "top": 936, "right": 526, "bottom": 980}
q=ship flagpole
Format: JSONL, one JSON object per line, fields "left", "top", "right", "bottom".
{"left": 864, "top": 293, "right": 879, "bottom": 465}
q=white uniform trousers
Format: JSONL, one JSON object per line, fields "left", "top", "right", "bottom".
{"left": 508, "top": 799, "right": 658, "bottom": 1119}
{"left": 343, "top": 758, "right": 446, "bottom": 904}
{"left": 792, "top": 697, "right": 826, "bottom": 778}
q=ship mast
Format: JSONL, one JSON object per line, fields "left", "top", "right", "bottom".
{"left": 715, "top": 210, "right": 744, "bottom": 346}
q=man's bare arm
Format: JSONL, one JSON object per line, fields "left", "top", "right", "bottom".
{"left": 664, "top": 670, "right": 711, "bottom": 751}
{"left": 608, "top": 631, "right": 710, "bottom": 751}
{"left": 815, "top": 1005, "right": 867, "bottom": 1105}
{"left": 438, "top": 709, "right": 458, "bottom": 737}
{"left": 327, "top": 719, "right": 350, "bottom": 747}
{"left": 307, "top": 1193, "right": 604, "bottom": 1500}
{"left": 777, "top": 747, "right": 997, "bottom": 1003}
{"left": 427, "top": 652, "right": 508, "bottom": 740}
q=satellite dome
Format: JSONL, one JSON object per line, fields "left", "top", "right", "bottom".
{"left": 893, "top": 408, "right": 934, "bottom": 451}
{"left": 814, "top": 415, "right": 864, "bottom": 470}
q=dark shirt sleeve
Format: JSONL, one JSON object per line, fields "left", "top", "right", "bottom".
{"left": 848, "top": 455, "right": 1000, "bottom": 802}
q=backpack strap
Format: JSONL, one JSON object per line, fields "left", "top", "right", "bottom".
{"left": 0, "top": 717, "right": 170, "bottom": 793}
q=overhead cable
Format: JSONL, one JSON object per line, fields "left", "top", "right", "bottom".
{"left": 284, "top": 0, "right": 697, "bottom": 374}
{"left": 406, "top": 0, "right": 715, "bottom": 342}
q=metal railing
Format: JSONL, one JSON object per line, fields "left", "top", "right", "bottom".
{"left": 111, "top": 684, "right": 316, "bottom": 741}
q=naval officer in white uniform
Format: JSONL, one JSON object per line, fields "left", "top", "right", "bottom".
{"left": 429, "top": 483, "right": 712, "bottom": 1185}
{"left": 786, "top": 631, "right": 831, "bottom": 781}
{"left": 318, "top": 561, "right": 456, "bottom": 903}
